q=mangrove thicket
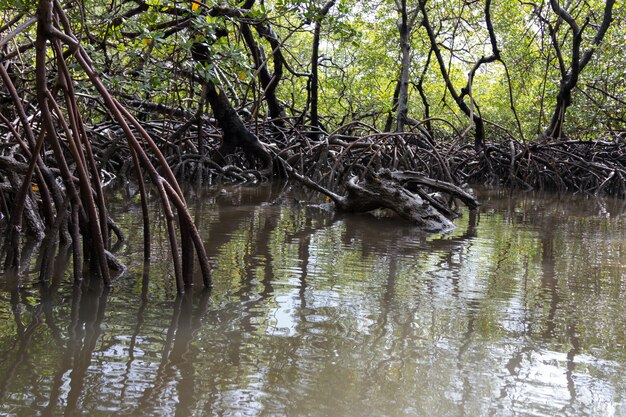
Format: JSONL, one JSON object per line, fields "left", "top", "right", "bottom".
{"left": 0, "top": 0, "right": 624, "bottom": 289}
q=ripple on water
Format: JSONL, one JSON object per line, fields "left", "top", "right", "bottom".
{"left": 1, "top": 186, "right": 625, "bottom": 417}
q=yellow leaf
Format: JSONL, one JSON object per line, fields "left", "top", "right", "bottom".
{"left": 238, "top": 70, "right": 247, "bottom": 80}
{"left": 191, "top": 1, "right": 200, "bottom": 11}
{"left": 31, "top": 184, "right": 39, "bottom": 192}
{"left": 142, "top": 38, "right": 151, "bottom": 46}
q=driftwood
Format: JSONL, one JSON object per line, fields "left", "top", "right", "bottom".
{"left": 339, "top": 171, "right": 455, "bottom": 233}
{"left": 389, "top": 171, "right": 479, "bottom": 209}
{"left": 284, "top": 160, "right": 475, "bottom": 232}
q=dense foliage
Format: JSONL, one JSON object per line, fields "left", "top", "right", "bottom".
{"left": 3, "top": 0, "right": 624, "bottom": 140}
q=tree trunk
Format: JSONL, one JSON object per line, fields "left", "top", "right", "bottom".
{"left": 384, "top": 81, "right": 401, "bottom": 132}
{"left": 415, "top": 50, "right": 432, "bottom": 135}
{"left": 395, "top": 0, "right": 411, "bottom": 132}
{"left": 546, "top": 87, "right": 569, "bottom": 139}
{"left": 240, "top": 17, "right": 285, "bottom": 124}
{"left": 542, "top": 0, "right": 615, "bottom": 139}
{"left": 205, "top": 80, "right": 272, "bottom": 169}
{"left": 191, "top": 36, "right": 272, "bottom": 168}
{"left": 309, "top": 0, "right": 336, "bottom": 136}
{"left": 419, "top": 0, "right": 487, "bottom": 148}
{"left": 340, "top": 172, "right": 454, "bottom": 233}
{"left": 284, "top": 163, "right": 478, "bottom": 233}
{"left": 309, "top": 21, "right": 322, "bottom": 134}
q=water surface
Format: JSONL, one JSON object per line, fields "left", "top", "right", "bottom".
{"left": 1, "top": 184, "right": 625, "bottom": 416}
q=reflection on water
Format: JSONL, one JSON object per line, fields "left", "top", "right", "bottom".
{"left": 1, "top": 184, "right": 625, "bottom": 416}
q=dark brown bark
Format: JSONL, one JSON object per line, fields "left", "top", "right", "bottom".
{"left": 53, "top": 40, "right": 110, "bottom": 249}
{"left": 309, "top": 0, "right": 336, "bottom": 136}
{"left": 240, "top": 8, "right": 286, "bottom": 124}
{"left": 419, "top": 0, "right": 497, "bottom": 148}
{"left": 544, "top": 0, "right": 616, "bottom": 139}
{"left": 53, "top": 0, "right": 213, "bottom": 290}
{"left": 394, "top": 0, "right": 419, "bottom": 132}
{"left": 205, "top": 80, "right": 272, "bottom": 169}
{"left": 191, "top": 30, "right": 272, "bottom": 169}
{"left": 35, "top": 0, "right": 113, "bottom": 283}
{"left": 416, "top": 49, "right": 433, "bottom": 135}
{"left": 384, "top": 81, "right": 402, "bottom": 132}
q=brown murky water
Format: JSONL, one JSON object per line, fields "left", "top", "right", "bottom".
{"left": 1, "top": 184, "right": 625, "bottom": 416}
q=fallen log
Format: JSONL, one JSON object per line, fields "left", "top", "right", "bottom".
{"left": 282, "top": 158, "right": 473, "bottom": 232}
{"left": 388, "top": 170, "right": 479, "bottom": 209}
{"left": 339, "top": 171, "right": 455, "bottom": 233}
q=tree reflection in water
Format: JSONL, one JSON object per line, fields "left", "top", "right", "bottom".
{"left": 0, "top": 185, "right": 625, "bottom": 416}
